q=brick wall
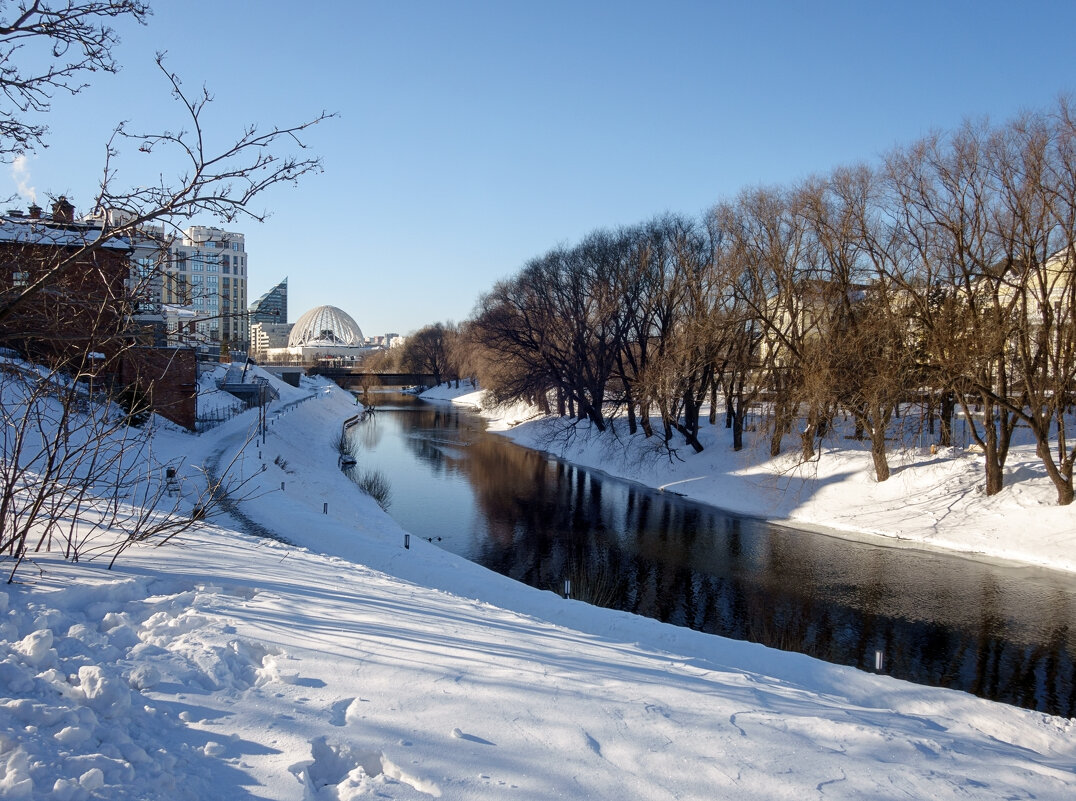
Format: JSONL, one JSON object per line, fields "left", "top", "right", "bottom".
{"left": 118, "top": 347, "right": 197, "bottom": 430}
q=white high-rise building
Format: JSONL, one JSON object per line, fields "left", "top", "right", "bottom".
{"left": 162, "top": 225, "right": 249, "bottom": 353}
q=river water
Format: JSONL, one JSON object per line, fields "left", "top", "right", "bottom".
{"left": 346, "top": 391, "right": 1076, "bottom": 716}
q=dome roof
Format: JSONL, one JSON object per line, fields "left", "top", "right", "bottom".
{"left": 288, "top": 305, "right": 364, "bottom": 347}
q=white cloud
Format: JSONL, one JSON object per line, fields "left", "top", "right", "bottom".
{"left": 11, "top": 154, "right": 36, "bottom": 204}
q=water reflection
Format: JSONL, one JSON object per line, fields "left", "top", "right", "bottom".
{"left": 349, "top": 391, "right": 1076, "bottom": 716}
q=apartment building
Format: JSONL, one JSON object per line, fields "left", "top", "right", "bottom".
{"left": 162, "top": 225, "right": 249, "bottom": 353}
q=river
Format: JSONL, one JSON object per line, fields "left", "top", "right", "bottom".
{"left": 345, "top": 391, "right": 1076, "bottom": 716}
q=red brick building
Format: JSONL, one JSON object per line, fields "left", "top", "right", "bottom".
{"left": 0, "top": 197, "right": 132, "bottom": 361}
{"left": 0, "top": 198, "right": 198, "bottom": 429}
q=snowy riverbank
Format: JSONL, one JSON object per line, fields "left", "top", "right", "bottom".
{"left": 2, "top": 367, "right": 1074, "bottom": 799}
{"left": 421, "top": 382, "right": 1076, "bottom": 575}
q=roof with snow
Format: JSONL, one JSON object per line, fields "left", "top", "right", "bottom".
{"left": 0, "top": 215, "right": 131, "bottom": 251}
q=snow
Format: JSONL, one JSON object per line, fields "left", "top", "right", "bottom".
{"left": 0, "top": 218, "right": 131, "bottom": 250}
{"left": 1, "top": 370, "right": 1074, "bottom": 799}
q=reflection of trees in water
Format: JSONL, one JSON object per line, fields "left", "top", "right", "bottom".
{"left": 346, "top": 415, "right": 384, "bottom": 451}
{"left": 390, "top": 402, "right": 1076, "bottom": 716}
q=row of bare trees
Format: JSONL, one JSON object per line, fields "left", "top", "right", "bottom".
{"left": 463, "top": 101, "right": 1076, "bottom": 505}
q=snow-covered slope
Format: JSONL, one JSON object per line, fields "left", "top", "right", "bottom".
{"left": 2, "top": 373, "right": 1074, "bottom": 800}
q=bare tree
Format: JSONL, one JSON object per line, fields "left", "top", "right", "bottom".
{"left": 985, "top": 105, "right": 1076, "bottom": 504}
{"left": 401, "top": 322, "right": 454, "bottom": 387}
{"left": 797, "top": 165, "right": 917, "bottom": 481}
{"left": 610, "top": 218, "right": 680, "bottom": 438}
{"left": 706, "top": 202, "right": 775, "bottom": 452}
{"left": 631, "top": 215, "right": 721, "bottom": 453}
{"left": 886, "top": 124, "right": 1021, "bottom": 496}
{"left": 0, "top": 1, "right": 150, "bottom": 157}
{"left": 721, "top": 185, "right": 819, "bottom": 458}
{"left": 471, "top": 234, "right": 628, "bottom": 431}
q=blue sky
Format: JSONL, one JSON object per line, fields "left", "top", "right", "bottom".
{"left": 8, "top": 1, "right": 1076, "bottom": 336}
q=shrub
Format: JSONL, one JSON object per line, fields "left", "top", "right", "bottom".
{"left": 357, "top": 469, "right": 391, "bottom": 510}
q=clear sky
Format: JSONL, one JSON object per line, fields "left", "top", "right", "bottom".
{"left": 7, "top": 1, "right": 1076, "bottom": 337}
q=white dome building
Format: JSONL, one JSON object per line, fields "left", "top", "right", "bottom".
{"left": 265, "top": 304, "right": 372, "bottom": 364}
{"left": 288, "top": 305, "right": 364, "bottom": 347}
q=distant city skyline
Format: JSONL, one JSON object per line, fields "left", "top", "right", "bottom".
{"left": 7, "top": 1, "right": 1076, "bottom": 335}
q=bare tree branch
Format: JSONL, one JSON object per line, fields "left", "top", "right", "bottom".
{"left": 0, "top": 0, "right": 150, "bottom": 156}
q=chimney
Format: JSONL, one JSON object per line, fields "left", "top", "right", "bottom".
{"left": 27, "top": 203, "right": 41, "bottom": 219}
{"left": 51, "top": 196, "right": 74, "bottom": 223}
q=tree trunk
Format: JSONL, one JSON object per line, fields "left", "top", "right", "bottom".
{"left": 640, "top": 400, "right": 654, "bottom": 438}
{"left": 621, "top": 376, "right": 637, "bottom": 435}
{"left": 800, "top": 405, "right": 820, "bottom": 462}
{"left": 681, "top": 388, "right": 702, "bottom": 450}
{"left": 983, "top": 411, "right": 1004, "bottom": 496}
{"left": 870, "top": 428, "right": 890, "bottom": 482}
{"left": 800, "top": 424, "right": 815, "bottom": 462}
{"left": 871, "top": 441, "right": 891, "bottom": 482}
{"left": 770, "top": 399, "right": 789, "bottom": 457}
{"left": 939, "top": 391, "right": 955, "bottom": 447}
{"left": 673, "top": 421, "right": 705, "bottom": 453}
{"left": 984, "top": 454, "right": 1004, "bottom": 496}
{"left": 1032, "top": 426, "right": 1075, "bottom": 506}
{"left": 586, "top": 405, "right": 606, "bottom": 431}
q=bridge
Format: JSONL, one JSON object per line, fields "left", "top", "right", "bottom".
{"left": 309, "top": 367, "right": 438, "bottom": 389}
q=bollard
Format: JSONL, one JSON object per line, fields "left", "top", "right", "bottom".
{"left": 564, "top": 579, "right": 571, "bottom": 599}
{"left": 280, "top": 481, "right": 285, "bottom": 491}
{"left": 874, "top": 649, "right": 884, "bottom": 672}
{"left": 323, "top": 502, "right": 328, "bottom": 515}
{"left": 404, "top": 533, "right": 410, "bottom": 550}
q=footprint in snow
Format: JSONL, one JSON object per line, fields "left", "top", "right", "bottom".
{"left": 329, "top": 698, "right": 354, "bottom": 727}
{"left": 291, "top": 736, "right": 441, "bottom": 797}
